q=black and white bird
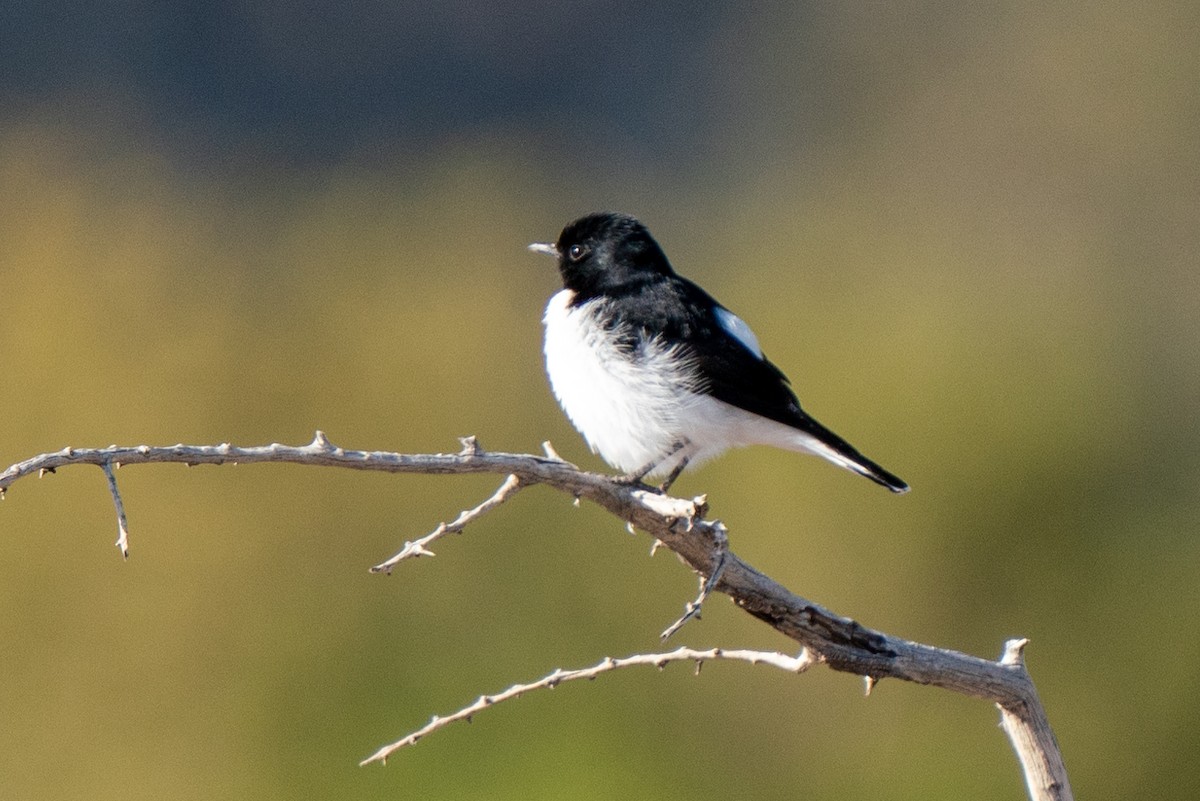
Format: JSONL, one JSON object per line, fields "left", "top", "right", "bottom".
{"left": 530, "top": 212, "right": 908, "bottom": 495}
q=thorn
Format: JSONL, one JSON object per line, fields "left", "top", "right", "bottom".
{"left": 458, "top": 436, "right": 482, "bottom": 456}
{"left": 1000, "top": 637, "right": 1030, "bottom": 667}
{"left": 649, "top": 539, "right": 663, "bottom": 556}
{"left": 541, "top": 441, "right": 563, "bottom": 461}
{"left": 312, "top": 430, "right": 333, "bottom": 449}
{"left": 572, "top": 496, "right": 581, "bottom": 508}
{"left": 864, "top": 676, "right": 878, "bottom": 696}
{"left": 625, "top": 521, "right": 635, "bottom": 535}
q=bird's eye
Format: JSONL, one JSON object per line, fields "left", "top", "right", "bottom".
{"left": 567, "top": 244, "right": 588, "bottom": 262}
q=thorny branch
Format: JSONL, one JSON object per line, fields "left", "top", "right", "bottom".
{"left": 0, "top": 432, "right": 1072, "bottom": 801}
{"left": 360, "top": 646, "right": 815, "bottom": 766}
{"left": 100, "top": 460, "right": 130, "bottom": 559}
{"left": 369, "top": 472, "right": 524, "bottom": 574}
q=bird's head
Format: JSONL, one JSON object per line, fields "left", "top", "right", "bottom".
{"left": 530, "top": 212, "right": 674, "bottom": 299}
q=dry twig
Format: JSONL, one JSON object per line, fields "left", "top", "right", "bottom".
{"left": 100, "top": 460, "right": 130, "bottom": 559}
{"left": 369, "top": 472, "right": 523, "bottom": 573}
{"left": 360, "top": 646, "right": 814, "bottom": 766}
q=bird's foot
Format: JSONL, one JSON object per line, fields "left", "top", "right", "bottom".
{"left": 619, "top": 441, "right": 691, "bottom": 495}
{"left": 614, "top": 472, "right": 656, "bottom": 490}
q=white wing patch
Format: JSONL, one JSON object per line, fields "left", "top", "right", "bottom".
{"left": 714, "top": 307, "right": 763, "bottom": 359}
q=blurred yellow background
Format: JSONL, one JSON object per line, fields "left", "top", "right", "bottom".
{"left": 2, "top": 3, "right": 1198, "bottom": 799}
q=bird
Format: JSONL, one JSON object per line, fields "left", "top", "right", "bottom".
{"left": 529, "top": 212, "right": 908, "bottom": 495}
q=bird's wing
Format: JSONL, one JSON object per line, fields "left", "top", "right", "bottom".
{"left": 689, "top": 300, "right": 909, "bottom": 491}
{"left": 606, "top": 275, "right": 908, "bottom": 493}
{"left": 645, "top": 277, "right": 812, "bottom": 428}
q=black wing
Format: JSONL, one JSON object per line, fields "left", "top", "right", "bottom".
{"left": 607, "top": 275, "right": 908, "bottom": 492}
{"left": 608, "top": 274, "right": 807, "bottom": 425}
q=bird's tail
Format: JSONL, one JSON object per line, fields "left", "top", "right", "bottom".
{"left": 791, "top": 417, "right": 910, "bottom": 494}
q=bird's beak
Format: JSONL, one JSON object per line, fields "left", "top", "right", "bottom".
{"left": 527, "top": 242, "right": 558, "bottom": 258}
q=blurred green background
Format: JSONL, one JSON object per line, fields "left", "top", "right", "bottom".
{"left": 2, "top": 3, "right": 1198, "bottom": 799}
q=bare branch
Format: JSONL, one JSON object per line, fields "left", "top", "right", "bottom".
{"left": 359, "top": 646, "right": 815, "bottom": 767}
{"left": 660, "top": 519, "right": 728, "bottom": 640}
{"left": 100, "top": 461, "right": 130, "bottom": 559}
{"left": 369, "top": 473, "right": 523, "bottom": 574}
{"left": 998, "top": 639, "right": 1071, "bottom": 801}
{"left": 0, "top": 433, "right": 1073, "bottom": 800}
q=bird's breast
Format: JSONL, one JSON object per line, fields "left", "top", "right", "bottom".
{"left": 542, "top": 290, "right": 698, "bottom": 473}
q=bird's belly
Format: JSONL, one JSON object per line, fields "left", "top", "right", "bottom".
{"left": 543, "top": 292, "right": 691, "bottom": 473}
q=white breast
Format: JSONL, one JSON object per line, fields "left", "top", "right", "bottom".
{"left": 543, "top": 290, "right": 699, "bottom": 474}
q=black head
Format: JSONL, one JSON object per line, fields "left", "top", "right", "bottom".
{"left": 530, "top": 212, "right": 676, "bottom": 300}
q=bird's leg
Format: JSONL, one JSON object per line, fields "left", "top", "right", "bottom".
{"left": 657, "top": 454, "right": 690, "bottom": 494}
{"left": 619, "top": 440, "right": 690, "bottom": 492}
